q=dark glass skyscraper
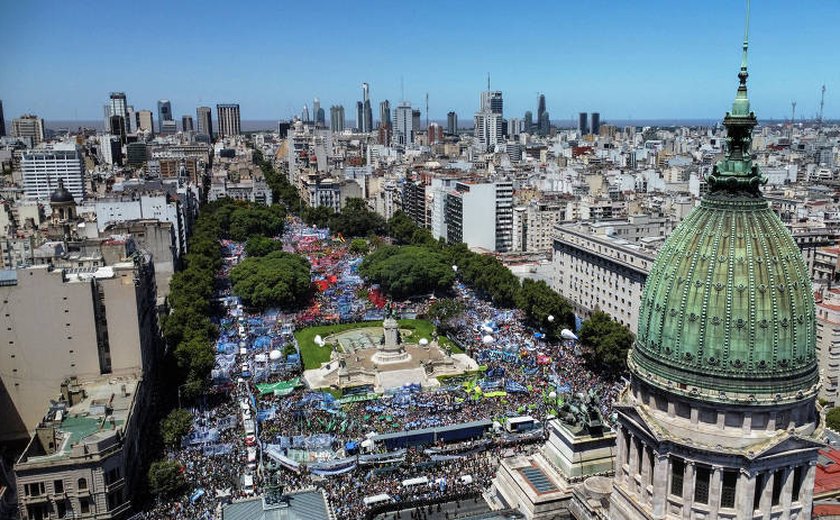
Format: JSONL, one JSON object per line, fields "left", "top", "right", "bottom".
{"left": 524, "top": 111, "right": 533, "bottom": 133}
{"left": 0, "top": 99, "right": 5, "bottom": 137}
{"left": 196, "top": 106, "right": 213, "bottom": 138}
{"left": 579, "top": 112, "right": 589, "bottom": 134}
{"left": 591, "top": 112, "right": 601, "bottom": 135}
{"left": 446, "top": 111, "right": 457, "bottom": 134}
{"left": 157, "top": 100, "right": 173, "bottom": 133}
{"left": 379, "top": 100, "right": 391, "bottom": 129}
{"left": 537, "top": 94, "right": 549, "bottom": 136}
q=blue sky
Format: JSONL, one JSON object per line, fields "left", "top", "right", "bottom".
{"left": 0, "top": 0, "right": 837, "bottom": 122}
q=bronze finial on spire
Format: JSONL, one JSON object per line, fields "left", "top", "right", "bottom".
{"left": 706, "top": 0, "right": 764, "bottom": 195}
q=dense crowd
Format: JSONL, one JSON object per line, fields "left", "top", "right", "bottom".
{"left": 138, "top": 216, "right": 620, "bottom": 519}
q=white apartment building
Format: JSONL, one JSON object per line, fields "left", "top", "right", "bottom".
{"left": 551, "top": 221, "right": 661, "bottom": 331}
{"left": 21, "top": 144, "right": 86, "bottom": 201}
{"left": 444, "top": 180, "right": 513, "bottom": 253}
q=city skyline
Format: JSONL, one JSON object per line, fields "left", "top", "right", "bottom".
{"left": 0, "top": 0, "right": 837, "bottom": 122}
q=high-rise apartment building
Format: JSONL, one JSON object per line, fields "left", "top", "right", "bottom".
{"left": 157, "top": 100, "right": 172, "bottom": 132}
{"left": 360, "top": 83, "right": 373, "bottom": 132}
{"left": 181, "top": 115, "right": 194, "bottom": 132}
{"left": 578, "top": 112, "right": 589, "bottom": 135}
{"left": 444, "top": 180, "right": 513, "bottom": 253}
{"left": 216, "top": 103, "right": 241, "bottom": 137}
{"left": 446, "top": 111, "right": 458, "bottom": 134}
{"left": 136, "top": 110, "right": 154, "bottom": 134}
{"left": 379, "top": 100, "right": 391, "bottom": 129}
{"left": 329, "top": 105, "right": 345, "bottom": 133}
{"left": 475, "top": 90, "right": 504, "bottom": 151}
{"left": 394, "top": 103, "right": 413, "bottom": 146}
{"left": 196, "top": 106, "right": 213, "bottom": 138}
{"left": 312, "top": 98, "right": 325, "bottom": 128}
{"left": 12, "top": 114, "right": 46, "bottom": 145}
{"left": 537, "top": 94, "right": 550, "bottom": 136}
{"left": 21, "top": 143, "right": 86, "bottom": 201}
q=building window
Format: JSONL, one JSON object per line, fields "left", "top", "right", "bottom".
{"left": 77, "top": 478, "right": 87, "bottom": 491}
{"left": 54, "top": 479, "right": 63, "bottom": 494}
{"left": 771, "top": 469, "right": 784, "bottom": 506}
{"left": 792, "top": 466, "right": 803, "bottom": 502}
{"left": 721, "top": 470, "right": 738, "bottom": 508}
{"left": 80, "top": 498, "right": 90, "bottom": 514}
{"left": 694, "top": 465, "right": 711, "bottom": 505}
{"left": 670, "top": 458, "right": 685, "bottom": 497}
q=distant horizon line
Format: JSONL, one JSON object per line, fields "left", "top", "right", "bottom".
{"left": 17, "top": 117, "right": 837, "bottom": 133}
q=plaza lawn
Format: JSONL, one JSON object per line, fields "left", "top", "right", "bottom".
{"left": 295, "top": 319, "right": 461, "bottom": 370}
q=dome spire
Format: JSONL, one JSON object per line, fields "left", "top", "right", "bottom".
{"left": 707, "top": 0, "right": 763, "bottom": 194}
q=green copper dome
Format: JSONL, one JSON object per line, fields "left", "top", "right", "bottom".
{"left": 629, "top": 19, "right": 819, "bottom": 401}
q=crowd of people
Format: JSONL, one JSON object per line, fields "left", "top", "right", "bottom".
{"left": 139, "top": 216, "right": 621, "bottom": 519}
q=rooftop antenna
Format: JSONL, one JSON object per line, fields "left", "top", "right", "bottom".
{"left": 487, "top": 73, "right": 491, "bottom": 91}
{"left": 818, "top": 85, "right": 826, "bottom": 126}
{"left": 400, "top": 76, "right": 405, "bottom": 104}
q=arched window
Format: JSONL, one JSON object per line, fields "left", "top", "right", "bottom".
{"left": 77, "top": 478, "right": 87, "bottom": 490}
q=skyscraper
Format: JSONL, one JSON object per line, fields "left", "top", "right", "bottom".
{"left": 0, "top": 99, "right": 5, "bottom": 137}
{"left": 360, "top": 83, "right": 373, "bottom": 133}
{"left": 591, "top": 112, "right": 601, "bottom": 135}
{"left": 136, "top": 110, "right": 154, "bottom": 134}
{"left": 610, "top": 12, "right": 821, "bottom": 520}
{"left": 379, "top": 100, "right": 391, "bottom": 129}
{"left": 313, "top": 98, "right": 325, "bottom": 127}
{"left": 157, "top": 100, "right": 173, "bottom": 132}
{"left": 356, "top": 102, "right": 364, "bottom": 132}
{"left": 394, "top": 103, "right": 413, "bottom": 146}
{"left": 411, "top": 109, "right": 421, "bottom": 135}
{"left": 329, "top": 105, "right": 345, "bottom": 133}
{"left": 578, "top": 112, "right": 589, "bottom": 135}
{"left": 12, "top": 114, "right": 45, "bottom": 145}
{"left": 181, "top": 115, "right": 194, "bottom": 132}
{"left": 446, "top": 111, "right": 458, "bottom": 134}
{"left": 216, "top": 104, "right": 241, "bottom": 137}
{"left": 475, "top": 88, "right": 503, "bottom": 152}
{"left": 196, "top": 106, "right": 213, "bottom": 138}
{"left": 101, "top": 92, "right": 129, "bottom": 142}
{"left": 301, "top": 104, "right": 310, "bottom": 123}
{"left": 524, "top": 111, "right": 533, "bottom": 133}
{"left": 537, "top": 94, "right": 550, "bottom": 136}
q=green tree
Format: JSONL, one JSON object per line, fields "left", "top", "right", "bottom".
{"left": 387, "top": 211, "right": 418, "bottom": 245}
{"left": 148, "top": 460, "right": 186, "bottom": 497}
{"left": 828, "top": 408, "right": 840, "bottom": 432}
{"left": 228, "top": 205, "right": 285, "bottom": 242}
{"left": 329, "top": 198, "right": 386, "bottom": 237}
{"left": 426, "top": 298, "right": 464, "bottom": 327}
{"left": 301, "top": 205, "right": 335, "bottom": 228}
{"left": 579, "top": 310, "right": 634, "bottom": 374}
{"left": 160, "top": 409, "right": 193, "bottom": 448}
{"left": 245, "top": 235, "right": 283, "bottom": 257}
{"left": 515, "top": 279, "right": 575, "bottom": 338}
{"left": 359, "top": 245, "right": 454, "bottom": 299}
{"left": 348, "top": 238, "right": 369, "bottom": 255}
{"left": 230, "top": 251, "right": 312, "bottom": 309}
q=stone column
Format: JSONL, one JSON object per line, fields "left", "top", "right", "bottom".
{"left": 682, "top": 461, "right": 696, "bottom": 520}
{"left": 651, "top": 452, "right": 669, "bottom": 520}
{"left": 629, "top": 434, "right": 640, "bottom": 495}
{"left": 780, "top": 466, "right": 794, "bottom": 519}
{"left": 736, "top": 469, "right": 757, "bottom": 520}
{"left": 709, "top": 466, "right": 723, "bottom": 520}
{"left": 759, "top": 471, "right": 774, "bottom": 518}
{"left": 641, "top": 444, "right": 652, "bottom": 504}
{"left": 799, "top": 462, "right": 817, "bottom": 518}
{"left": 615, "top": 426, "right": 627, "bottom": 484}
